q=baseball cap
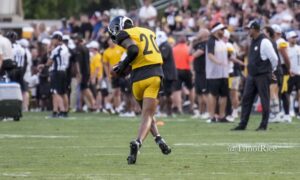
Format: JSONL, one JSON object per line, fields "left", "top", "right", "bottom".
{"left": 245, "top": 20, "right": 260, "bottom": 30}
{"left": 86, "top": 41, "right": 99, "bottom": 49}
{"left": 286, "top": 31, "right": 298, "bottom": 39}
{"left": 41, "top": 38, "right": 51, "bottom": 45}
{"left": 271, "top": 24, "right": 282, "bottom": 34}
{"left": 51, "top": 31, "right": 63, "bottom": 39}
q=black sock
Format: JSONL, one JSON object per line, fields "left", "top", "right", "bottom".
{"left": 136, "top": 139, "right": 142, "bottom": 147}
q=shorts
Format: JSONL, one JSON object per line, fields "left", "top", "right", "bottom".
{"left": 195, "top": 73, "right": 207, "bottom": 95}
{"left": 207, "top": 78, "right": 229, "bottom": 97}
{"left": 9, "top": 68, "right": 28, "bottom": 92}
{"left": 112, "top": 77, "right": 122, "bottom": 89}
{"left": 132, "top": 76, "right": 161, "bottom": 101}
{"left": 173, "top": 70, "right": 193, "bottom": 91}
{"left": 50, "top": 71, "right": 67, "bottom": 95}
{"left": 80, "top": 75, "right": 90, "bottom": 90}
{"left": 162, "top": 79, "right": 175, "bottom": 96}
{"left": 228, "top": 76, "right": 241, "bottom": 90}
{"left": 288, "top": 75, "right": 300, "bottom": 93}
{"left": 120, "top": 78, "right": 131, "bottom": 94}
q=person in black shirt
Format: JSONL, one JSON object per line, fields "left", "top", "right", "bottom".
{"left": 191, "top": 28, "right": 210, "bottom": 119}
{"left": 73, "top": 35, "right": 96, "bottom": 111}
{"left": 156, "top": 31, "right": 177, "bottom": 116}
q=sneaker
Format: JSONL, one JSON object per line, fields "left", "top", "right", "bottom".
{"left": 219, "top": 117, "right": 232, "bottom": 123}
{"left": 155, "top": 136, "right": 171, "bottom": 155}
{"left": 283, "top": 114, "right": 292, "bottom": 123}
{"left": 232, "top": 109, "right": 239, "bottom": 118}
{"left": 127, "top": 140, "right": 140, "bottom": 165}
{"left": 206, "top": 117, "right": 217, "bottom": 123}
{"left": 200, "top": 112, "right": 210, "bottom": 119}
{"left": 269, "top": 113, "right": 282, "bottom": 123}
{"left": 155, "top": 111, "right": 167, "bottom": 118}
{"left": 191, "top": 111, "right": 200, "bottom": 119}
{"left": 119, "top": 111, "right": 136, "bottom": 117}
{"left": 225, "top": 115, "right": 235, "bottom": 122}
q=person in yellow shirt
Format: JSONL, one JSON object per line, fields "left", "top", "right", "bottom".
{"left": 87, "top": 41, "right": 103, "bottom": 110}
{"left": 108, "top": 16, "right": 171, "bottom": 165}
{"left": 102, "top": 39, "right": 125, "bottom": 113}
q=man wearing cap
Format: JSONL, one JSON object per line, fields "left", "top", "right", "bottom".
{"left": 271, "top": 24, "right": 291, "bottom": 122}
{"left": 42, "top": 31, "right": 70, "bottom": 118}
{"left": 156, "top": 30, "right": 177, "bottom": 117}
{"left": 87, "top": 41, "right": 103, "bottom": 111}
{"left": 205, "top": 22, "right": 229, "bottom": 123}
{"left": 287, "top": 31, "right": 300, "bottom": 120}
{"left": 232, "top": 20, "right": 278, "bottom": 131}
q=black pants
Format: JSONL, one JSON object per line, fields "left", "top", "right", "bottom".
{"left": 239, "top": 74, "right": 271, "bottom": 128}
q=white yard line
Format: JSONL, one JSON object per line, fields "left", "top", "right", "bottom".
{"left": 1, "top": 172, "right": 31, "bottom": 177}
{"left": 174, "top": 142, "right": 300, "bottom": 149}
{"left": 0, "top": 134, "right": 75, "bottom": 139}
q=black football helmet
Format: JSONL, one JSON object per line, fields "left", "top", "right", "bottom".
{"left": 5, "top": 31, "right": 18, "bottom": 43}
{"left": 108, "top": 16, "right": 133, "bottom": 42}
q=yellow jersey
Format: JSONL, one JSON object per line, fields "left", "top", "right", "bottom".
{"left": 122, "top": 27, "right": 163, "bottom": 70}
{"left": 90, "top": 52, "right": 103, "bottom": 79}
{"left": 103, "top": 45, "right": 125, "bottom": 67}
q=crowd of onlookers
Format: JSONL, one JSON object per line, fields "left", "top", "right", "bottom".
{"left": 1, "top": 0, "right": 300, "bottom": 122}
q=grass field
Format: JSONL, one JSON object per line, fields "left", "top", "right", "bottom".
{"left": 0, "top": 112, "right": 299, "bottom": 180}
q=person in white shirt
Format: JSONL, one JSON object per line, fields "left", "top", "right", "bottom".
{"left": 287, "top": 31, "right": 300, "bottom": 120}
{"left": 0, "top": 32, "right": 13, "bottom": 77}
{"left": 40, "top": 31, "right": 70, "bottom": 118}
{"left": 138, "top": 0, "right": 157, "bottom": 28}
{"left": 271, "top": 24, "right": 291, "bottom": 120}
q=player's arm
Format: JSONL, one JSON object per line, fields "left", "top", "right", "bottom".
{"left": 113, "top": 31, "right": 139, "bottom": 75}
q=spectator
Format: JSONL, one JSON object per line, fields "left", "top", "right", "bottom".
{"left": 173, "top": 36, "right": 194, "bottom": 114}
{"left": 205, "top": 23, "right": 229, "bottom": 123}
{"left": 190, "top": 28, "right": 210, "bottom": 119}
{"left": 139, "top": 0, "right": 157, "bottom": 28}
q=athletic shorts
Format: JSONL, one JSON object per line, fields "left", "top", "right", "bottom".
{"left": 195, "top": 73, "right": 207, "bottom": 95}
{"left": 50, "top": 71, "right": 67, "bottom": 95}
{"left": 228, "top": 76, "right": 241, "bottom": 90}
{"left": 112, "top": 77, "right": 123, "bottom": 89}
{"left": 80, "top": 75, "right": 89, "bottom": 90}
{"left": 173, "top": 70, "right": 193, "bottom": 91}
{"left": 162, "top": 79, "right": 175, "bottom": 97}
{"left": 207, "top": 78, "right": 229, "bottom": 97}
{"left": 288, "top": 75, "right": 300, "bottom": 93}
{"left": 132, "top": 76, "right": 161, "bottom": 101}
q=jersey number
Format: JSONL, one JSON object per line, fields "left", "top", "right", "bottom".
{"left": 140, "top": 33, "right": 160, "bottom": 55}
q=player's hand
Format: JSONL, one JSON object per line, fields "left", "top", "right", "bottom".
{"left": 271, "top": 73, "right": 277, "bottom": 81}
{"left": 111, "top": 63, "right": 125, "bottom": 77}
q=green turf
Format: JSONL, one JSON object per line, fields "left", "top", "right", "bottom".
{"left": 0, "top": 112, "right": 299, "bottom": 180}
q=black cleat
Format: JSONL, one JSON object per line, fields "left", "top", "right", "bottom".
{"left": 127, "top": 140, "right": 139, "bottom": 165}
{"left": 155, "top": 137, "right": 171, "bottom": 155}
